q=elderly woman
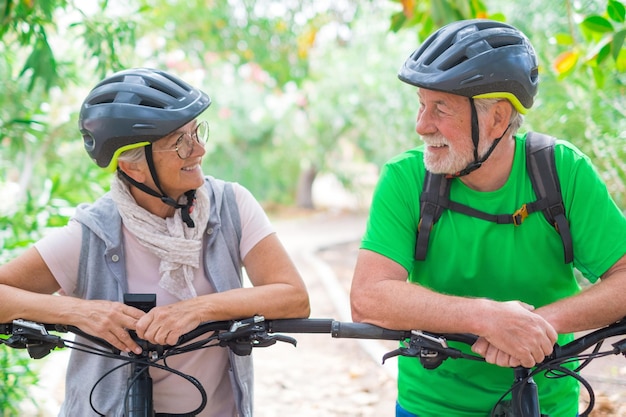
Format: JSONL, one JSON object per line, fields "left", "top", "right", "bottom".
{"left": 0, "top": 68, "right": 310, "bottom": 417}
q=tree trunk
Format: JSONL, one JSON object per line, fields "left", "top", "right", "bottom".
{"left": 295, "top": 164, "right": 317, "bottom": 209}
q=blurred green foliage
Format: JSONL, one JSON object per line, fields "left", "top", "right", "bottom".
{"left": 0, "top": 345, "right": 39, "bottom": 416}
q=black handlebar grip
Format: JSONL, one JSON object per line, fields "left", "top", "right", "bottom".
{"left": 331, "top": 321, "right": 409, "bottom": 340}
{"left": 267, "top": 319, "right": 334, "bottom": 334}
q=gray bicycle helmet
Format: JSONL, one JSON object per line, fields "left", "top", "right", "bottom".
{"left": 79, "top": 68, "right": 211, "bottom": 171}
{"left": 398, "top": 19, "right": 538, "bottom": 114}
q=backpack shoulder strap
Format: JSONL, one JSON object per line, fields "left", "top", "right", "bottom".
{"left": 414, "top": 133, "right": 573, "bottom": 264}
{"left": 525, "top": 132, "right": 574, "bottom": 263}
{"left": 415, "top": 171, "right": 451, "bottom": 260}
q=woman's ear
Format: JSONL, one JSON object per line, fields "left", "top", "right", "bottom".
{"left": 118, "top": 160, "right": 147, "bottom": 183}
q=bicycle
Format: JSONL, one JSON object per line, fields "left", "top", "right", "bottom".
{"left": 329, "top": 318, "right": 626, "bottom": 417}
{"left": 1, "top": 303, "right": 625, "bottom": 416}
{"left": 0, "top": 293, "right": 334, "bottom": 417}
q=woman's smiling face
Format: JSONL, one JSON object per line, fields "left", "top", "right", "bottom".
{"left": 149, "top": 120, "right": 207, "bottom": 200}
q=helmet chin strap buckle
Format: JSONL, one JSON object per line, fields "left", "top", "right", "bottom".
{"left": 117, "top": 167, "right": 197, "bottom": 228}
{"left": 447, "top": 161, "right": 483, "bottom": 178}
{"left": 160, "top": 190, "right": 197, "bottom": 228}
{"left": 143, "top": 145, "right": 196, "bottom": 228}
{"left": 180, "top": 190, "right": 196, "bottom": 228}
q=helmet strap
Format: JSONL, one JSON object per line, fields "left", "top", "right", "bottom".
{"left": 116, "top": 146, "right": 197, "bottom": 228}
{"left": 447, "top": 98, "right": 510, "bottom": 178}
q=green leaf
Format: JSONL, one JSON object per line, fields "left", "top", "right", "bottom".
{"left": 418, "top": 16, "right": 435, "bottom": 41}
{"left": 469, "top": 0, "right": 488, "bottom": 17}
{"left": 615, "top": 46, "right": 626, "bottom": 71}
{"left": 554, "top": 32, "right": 574, "bottom": 46}
{"left": 597, "top": 42, "right": 612, "bottom": 64}
{"left": 608, "top": 0, "right": 626, "bottom": 23}
{"left": 18, "top": 32, "right": 58, "bottom": 92}
{"left": 591, "top": 66, "right": 606, "bottom": 88}
{"left": 581, "top": 15, "right": 615, "bottom": 33}
{"left": 453, "top": 0, "right": 471, "bottom": 18}
{"left": 613, "top": 29, "right": 626, "bottom": 60}
{"left": 431, "top": 0, "right": 464, "bottom": 25}
{"left": 389, "top": 11, "right": 407, "bottom": 32}
{"left": 486, "top": 12, "right": 506, "bottom": 22}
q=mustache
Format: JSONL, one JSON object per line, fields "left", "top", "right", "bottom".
{"left": 421, "top": 134, "right": 449, "bottom": 146}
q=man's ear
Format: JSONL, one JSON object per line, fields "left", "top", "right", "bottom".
{"left": 491, "top": 100, "right": 513, "bottom": 137}
{"left": 118, "top": 160, "right": 147, "bottom": 183}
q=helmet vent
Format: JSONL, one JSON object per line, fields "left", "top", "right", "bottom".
{"left": 484, "top": 34, "right": 523, "bottom": 49}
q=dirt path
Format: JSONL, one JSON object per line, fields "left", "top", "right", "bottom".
{"left": 253, "top": 211, "right": 398, "bottom": 416}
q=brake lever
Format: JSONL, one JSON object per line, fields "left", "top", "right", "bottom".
{"left": 382, "top": 345, "right": 420, "bottom": 364}
{"left": 218, "top": 316, "right": 298, "bottom": 356}
{"left": 221, "top": 332, "right": 298, "bottom": 356}
{"left": 5, "top": 319, "right": 65, "bottom": 359}
{"left": 381, "top": 330, "right": 453, "bottom": 369}
{"left": 249, "top": 333, "right": 297, "bottom": 349}
{"left": 381, "top": 345, "right": 446, "bottom": 369}
{"left": 268, "top": 333, "right": 297, "bottom": 347}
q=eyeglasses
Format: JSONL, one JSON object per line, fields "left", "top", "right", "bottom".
{"left": 153, "top": 121, "right": 209, "bottom": 159}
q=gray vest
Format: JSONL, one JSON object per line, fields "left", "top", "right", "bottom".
{"left": 59, "top": 176, "right": 253, "bottom": 417}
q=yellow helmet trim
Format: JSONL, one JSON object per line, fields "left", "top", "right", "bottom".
{"left": 105, "top": 141, "right": 151, "bottom": 173}
{"left": 472, "top": 92, "right": 529, "bottom": 114}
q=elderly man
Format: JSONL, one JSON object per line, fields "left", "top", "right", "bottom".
{"left": 351, "top": 19, "right": 626, "bottom": 417}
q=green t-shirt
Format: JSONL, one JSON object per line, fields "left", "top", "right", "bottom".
{"left": 361, "top": 133, "right": 626, "bottom": 416}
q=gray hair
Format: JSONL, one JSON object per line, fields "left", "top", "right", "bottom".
{"left": 474, "top": 98, "right": 524, "bottom": 135}
{"left": 117, "top": 146, "right": 147, "bottom": 164}
{"left": 115, "top": 146, "right": 146, "bottom": 180}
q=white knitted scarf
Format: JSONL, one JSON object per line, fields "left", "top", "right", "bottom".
{"left": 110, "top": 176, "right": 210, "bottom": 300}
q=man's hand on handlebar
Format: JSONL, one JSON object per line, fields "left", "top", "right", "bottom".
{"left": 471, "top": 300, "right": 557, "bottom": 368}
{"left": 471, "top": 337, "right": 525, "bottom": 367}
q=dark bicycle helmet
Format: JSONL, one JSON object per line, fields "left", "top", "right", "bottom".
{"left": 398, "top": 19, "right": 538, "bottom": 114}
{"left": 79, "top": 68, "right": 211, "bottom": 228}
{"left": 79, "top": 68, "right": 211, "bottom": 171}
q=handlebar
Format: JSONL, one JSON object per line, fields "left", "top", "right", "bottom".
{"left": 3, "top": 316, "right": 625, "bottom": 364}
{"left": 2, "top": 316, "right": 625, "bottom": 417}
{"left": 548, "top": 318, "right": 626, "bottom": 360}
{"left": 330, "top": 321, "right": 409, "bottom": 340}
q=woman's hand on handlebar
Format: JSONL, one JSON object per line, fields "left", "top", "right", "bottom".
{"left": 74, "top": 299, "right": 146, "bottom": 355}
{"left": 134, "top": 301, "right": 201, "bottom": 346}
